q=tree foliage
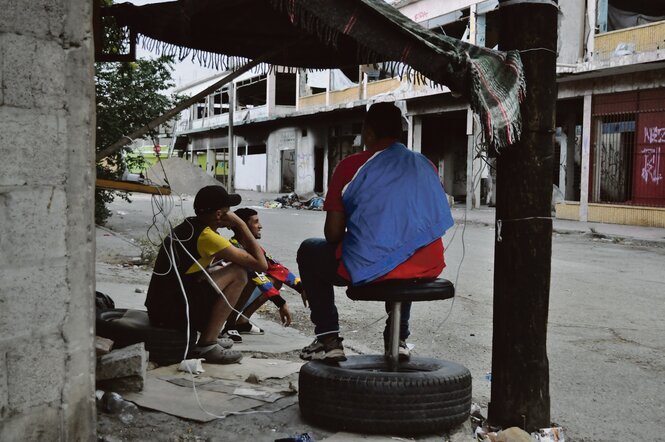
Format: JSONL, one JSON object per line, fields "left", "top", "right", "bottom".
{"left": 95, "top": 55, "right": 179, "bottom": 224}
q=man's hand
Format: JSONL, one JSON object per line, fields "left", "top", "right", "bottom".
{"left": 279, "top": 304, "right": 292, "bottom": 326}
{"left": 300, "top": 290, "right": 308, "bottom": 308}
{"left": 219, "top": 211, "right": 244, "bottom": 229}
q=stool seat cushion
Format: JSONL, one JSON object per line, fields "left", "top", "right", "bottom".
{"left": 346, "top": 278, "right": 455, "bottom": 302}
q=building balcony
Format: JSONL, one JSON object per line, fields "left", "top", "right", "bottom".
{"left": 594, "top": 20, "right": 665, "bottom": 61}
{"left": 298, "top": 78, "right": 403, "bottom": 110}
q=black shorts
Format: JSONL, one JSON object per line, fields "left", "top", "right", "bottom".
{"left": 148, "top": 273, "right": 220, "bottom": 333}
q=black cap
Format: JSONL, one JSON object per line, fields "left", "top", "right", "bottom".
{"left": 194, "top": 185, "right": 242, "bottom": 215}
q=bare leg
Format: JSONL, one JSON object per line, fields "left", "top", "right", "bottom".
{"left": 224, "top": 281, "right": 256, "bottom": 330}
{"left": 236, "top": 293, "right": 269, "bottom": 325}
{"left": 237, "top": 279, "right": 282, "bottom": 325}
{"left": 199, "top": 264, "right": 247, "bottom": 344}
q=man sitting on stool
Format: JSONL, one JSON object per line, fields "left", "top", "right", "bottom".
{"left": 297, "top": 102, "right": 453, "bottom": 363}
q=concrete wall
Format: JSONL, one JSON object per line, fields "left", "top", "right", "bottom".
{"left": 0, "top": 0, "right": 96, "bottom": 439}
{"left": 267, "top": 128, "right": 298, "bottom": 193}
{"left": 236, "top": 153, "right": 267, "bottom": 191}
{"left": 558, "top": 0, "right": 585, "bottom": 64}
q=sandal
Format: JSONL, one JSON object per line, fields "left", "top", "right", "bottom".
{"left": 191, "top": 343, "right": 242, "bottom": 364}
{"left": 235, "top": 322, "right": 265, "bottom": 335}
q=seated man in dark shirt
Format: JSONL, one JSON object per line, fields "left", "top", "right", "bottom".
{"left": 145, "top": 185, "right": 268, "bottom": 364}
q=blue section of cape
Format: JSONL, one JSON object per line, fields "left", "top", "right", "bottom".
{"left": 341, "top": 142, "right": 454, "bottom": 286}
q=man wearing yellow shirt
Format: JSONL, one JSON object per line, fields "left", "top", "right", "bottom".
{"left": 146, "top": 186, "right": 268, "bottom": 364}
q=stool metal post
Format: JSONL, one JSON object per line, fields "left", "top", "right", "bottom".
{"left": 388, "top": 301, "right": 401, "bottom": 368}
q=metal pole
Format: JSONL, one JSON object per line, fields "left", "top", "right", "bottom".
{"left": 228, "top": 83, "right": 235, "bottom": 192}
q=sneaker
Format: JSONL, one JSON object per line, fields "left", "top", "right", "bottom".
{"left": 191, "top": 343, "right": 242, "bottom": 364}
{"left": 384, "top": 339, "right": 410, "bottom": 361}
{"left": 300, "top": 337, "right": 346, "bottom": 362}
{"left": 235, "top": 322, "right": 265, "bottom": 335}
{"left": 220, "top": 329, "right": 242, "bottom": 343}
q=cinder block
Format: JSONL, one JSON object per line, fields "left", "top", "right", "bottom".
{"left": 0, "top": 264, "right": 68, "bottom": 338}
{"left": 96, "top": 343, "right": 148, "bottom": 382}
{"left": 0, "top": 107, "right": 67, "bottom": 186}
{"left": 0, "top": 187, "right": 67, "bottom": 265}
{"left": 6, "top": 334, "right": 66, "bottom": 413}
{"left": 97, "top": 375, "right": 145, "bottom": 393}
{"left": 0, "top": 0, "right": 65, "bottom": 40}
{"left": 0, "top": 34, "right": 66, "bottom": 111}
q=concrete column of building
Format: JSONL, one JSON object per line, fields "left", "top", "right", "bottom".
{"left": 295, "top": 70, "right": 301, "bottom": 111}
{"left": 325, "top": 69, "right": 332, "bottom": 106}
{"left": 411, "top": 116, "right": 423, "bottom": 153}
{"left": 228, "top": 85, "right": 236, "bottom": 192}
{"left": 565, "top": 114, "right": 577, "bottom": 200}
{"left": 466, "top": 108, "right": 475, "bottom": 211}
{"left": 266, "top": 70, "right": 276, "bottom": 118}
{"left": 580, "top": 93, "right": 592, "bottom": 221}
{"left": 556, "top": 130, "right": 568, "bottom": 197}
{"left": 0, "top": 0, "right": 96, "bottom": 439}
{"left": 206, "top": 138, "right": 215, "bottom": 177}
{"left": 586, "top": 0, "right": 597, "bottom": 57}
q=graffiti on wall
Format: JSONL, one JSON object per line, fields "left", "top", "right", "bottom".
{"left": 640, "top": 147, "right": 662, "bottom": 185}
{"left": 641, "top": 126, "right": 663, "bottom": 186}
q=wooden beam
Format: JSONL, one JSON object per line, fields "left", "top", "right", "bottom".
{"left": 95, "top": 178, "right": 171, "bottom": 195}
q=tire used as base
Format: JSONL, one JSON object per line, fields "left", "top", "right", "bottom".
{"left": 298, "top": 355, "right": 472, "bottom": 436}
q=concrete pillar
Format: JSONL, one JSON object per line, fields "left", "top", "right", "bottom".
{"left": 411, "top": 116, "right": 423, "bottom": 153}
{"left": 586, "top": 0, "right": 596, "bottom": 57}
{"left": 0, "top": 0, "right": 96, "bottom": 439}
{"left": 266, "top": 71, "right": 276, "bottom": 117}
{"left": 466, "top": 108, "right": 475, "bottom": 212}
{"left": 580, "top": 94, "right": 593, "bottom": 221}
{"left": 565, "top": 115, "right": 577, "bottom": 200}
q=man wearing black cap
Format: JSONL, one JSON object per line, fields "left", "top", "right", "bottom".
{"left": 145, "top": 185, "right": 268, "bottom": 364}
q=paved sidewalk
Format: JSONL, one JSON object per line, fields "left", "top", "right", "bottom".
{"left": 450, "top": 206, "right": 665, "bottom": 246}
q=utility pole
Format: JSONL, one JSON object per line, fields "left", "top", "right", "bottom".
{"left": 489, "top": 0, "right": 558, "bottom": 431}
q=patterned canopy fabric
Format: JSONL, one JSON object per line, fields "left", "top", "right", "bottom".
{"left": 107, "top": 0, "right": 525, "bottom": 148}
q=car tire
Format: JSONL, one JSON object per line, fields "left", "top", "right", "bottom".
{"left": 298, "top": 355, "right": 471, "bottom": 435}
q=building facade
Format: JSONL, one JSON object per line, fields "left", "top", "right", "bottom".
{"left": 172, "top": 0, "right": 665, "bottom": 226}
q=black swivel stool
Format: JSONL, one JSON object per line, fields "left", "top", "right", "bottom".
{"left": 347, "top": 277, "right": 455, "bottom": 366}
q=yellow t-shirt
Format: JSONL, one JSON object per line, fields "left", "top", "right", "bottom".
{"left": 185, "top": 227, "right": 231, "bottom": 274}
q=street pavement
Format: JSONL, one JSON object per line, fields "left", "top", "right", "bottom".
{"left": 97, "top": 192, "right": 665, "bottom": 441}
{"left": 237, "top": 190, "right": 665, "bottom": 247}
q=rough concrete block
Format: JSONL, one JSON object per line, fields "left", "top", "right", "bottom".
{"left": 96, "top": 337, "right": 114, "bottom": 356}
{"left": 0, "top": 404, "right": 62, "bottom": 441}
{"left": 96, "top": 343, "right": 148, "bottom": 381}
{"left": 0, "top": 34, "right": 66, "bottom": 111}
{"left": 6, "top": 334, "right": 66, "bottom": 413}
{"left": 0, "top": 107, "right": 67, "bottom": 186}
{"left": 97, "top": 375, "right": 145, "bottom": 393}
{"left": 0, "top": 187, "right": 67, "bottom": 265}
{"left": 0, "top": 264, "right": 68, "bottom": 338}
{"left": 0, "top": 0, "right": 65, "bottom": 40}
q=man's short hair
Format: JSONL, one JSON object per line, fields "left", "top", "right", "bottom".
{"left": 364, "top": 102, "right": 403, "bottom": 139}
{"left": 234, "top": 207, "right": 258, "bottom": 224}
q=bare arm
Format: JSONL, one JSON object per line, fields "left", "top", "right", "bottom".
{"left": 324, "top": 211, "right": 346, "bottom": 244}
{"left": 215, "top": 212, "right": 268, "bottom": 272}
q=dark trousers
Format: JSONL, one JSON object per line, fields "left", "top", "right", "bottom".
{"left": 296, "top": 238, "right": 411, "bottom": 340}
